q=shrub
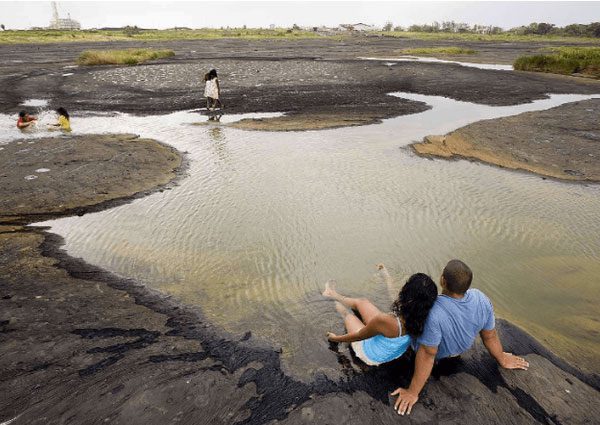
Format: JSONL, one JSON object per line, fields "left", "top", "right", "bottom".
{"left": 514, "top": 47, "right": 600, "bottom": 78}
{"left": 77, "top": 48, "right": 175, "bottom": 66}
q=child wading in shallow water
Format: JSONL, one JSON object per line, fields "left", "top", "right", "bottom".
{"left": 204, "top": 69, "right": 223, "bottom": 112}
{"left": 323, "top": 264, "right": 437, "bottom": 366}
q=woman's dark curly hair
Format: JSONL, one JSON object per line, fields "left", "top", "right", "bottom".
{"left": 391, "top": 273, "right": 437, "bottom": 337}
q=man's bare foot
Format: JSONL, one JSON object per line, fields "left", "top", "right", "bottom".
{"left": 322, "top": 280, "right": 337, "bottom": 298}
{"left": 334, "top": 301, "right": 350, "bottom": 317}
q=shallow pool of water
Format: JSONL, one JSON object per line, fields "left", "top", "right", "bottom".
{"left": 8, "top": 92, "right": 599, "bottom": 378}
{"left": 359, "top": 56, "right": 513, "bottom": 71}
{"left": 19, "top": 98, "right": 50, "bottom": 107}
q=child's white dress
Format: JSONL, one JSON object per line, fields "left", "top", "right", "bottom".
{"left": 204, "top": 78, "right": 219, "bottom": 99}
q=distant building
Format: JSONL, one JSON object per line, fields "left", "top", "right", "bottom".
{"left": 339, "top": 23, "right": 375, "bottom": 32}
{"left": 48, "top": 1, "right": 81, "bottom": 30}
{"left": 313, "top": 26, "right": 338, "bottom": 35}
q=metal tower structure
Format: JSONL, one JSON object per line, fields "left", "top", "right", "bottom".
{"left": 48, "top": 1, "right": 81, "bottom": 30}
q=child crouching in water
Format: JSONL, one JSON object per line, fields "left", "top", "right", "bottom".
{"left": 16, "top": 110, "right": 37, "bottom": 130}
{"left": 49, "top": 107, "right": 71, "bottom": 132}
{"left": 323, "top": 265, "right": 437, "bottom": 366}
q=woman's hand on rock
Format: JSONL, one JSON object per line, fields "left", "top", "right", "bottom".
{"left": 326, "top": 332, "right": 338, "bottom": 342}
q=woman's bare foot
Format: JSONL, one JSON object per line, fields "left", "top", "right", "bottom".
{"left": 334, "top": 301, "right": 350, "bottom": 317}
{"left": 322, "top": 280, "right": 338, "bottom": 298}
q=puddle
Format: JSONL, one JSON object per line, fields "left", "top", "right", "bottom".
{"left": 359, "top": 56, "right": 513, "bottom": 71}
{"left": 20, "top": 99, "right": 49, "bottom": 107}
{"left": 4, "top": 93, "right": 598, "bottom": 378}
{"left": 0, "top": 109, "right": 67, "bottom": 145}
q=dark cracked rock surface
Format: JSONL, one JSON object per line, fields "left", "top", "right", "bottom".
{"left": 1, "top": 38, "right": 599, "bottom": 129}
{"left": 1, "top": 226, "right": 600, "bottom": 425}
{"left": 0, "top": 133, "right": 182, "bottom": 223}
{"left": 0, "top": 121, "right": 599, "bottom": 424}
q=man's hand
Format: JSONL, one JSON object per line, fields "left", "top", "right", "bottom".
{"left": 498, "top": 352, "right": 529, "bottom": 370}
{"left": 391, "top": 387, "right": 418, "bottom": 415}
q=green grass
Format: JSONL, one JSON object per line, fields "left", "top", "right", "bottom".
{"left": 2, "top": 28, "right": 598, "bottom": 45}
{"left": 399, "top": 47, "right": 476, "bottom": 55}
{"left": 0, "top": 28, "right": 322, "bottom": 44}
{"left": 379, "top": 31, "right": 600, "bottom": 44}
{"left": 514, "top": 47, "right": 600, "bottom": 78}
{"left": 77, "top": 48, "right": 175, "bottom": 66}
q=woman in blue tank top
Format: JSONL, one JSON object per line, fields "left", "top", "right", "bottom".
{"left": 323, "top": 266, "right": 437, "bottom": 366}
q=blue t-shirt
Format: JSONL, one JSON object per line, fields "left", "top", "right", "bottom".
{"left": 416, "top": 289, "right": 495, "bottom": 359}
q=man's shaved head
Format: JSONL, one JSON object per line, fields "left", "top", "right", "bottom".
{"left": 443, "top": 260, "right": 473, "bottom": 294}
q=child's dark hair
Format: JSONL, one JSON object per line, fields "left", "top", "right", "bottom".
{"left": 56, "top": 107, "right": 69, "bottom": 120}
{"left": 208, "top": 69, "right": 218, "bottom": 80}
{"left": 19, "top": 111, "right": 27, "bottom": 118}
{"left": 391, "top": 273, "right": 438, "bottom": 337}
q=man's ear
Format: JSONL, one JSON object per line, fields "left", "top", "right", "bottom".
{"left": 440, "top": 275, "right": 446, "bottom": 290}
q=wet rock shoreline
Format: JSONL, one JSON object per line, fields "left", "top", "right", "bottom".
{"left": 412, "top": 98, "right": 600, "bottom": 183}
{"left": 0, "top": 133, "right": 599, "bottom": 424}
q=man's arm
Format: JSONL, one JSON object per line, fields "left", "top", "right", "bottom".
{"left": 480, "top": 329, "right": 529, "bottom": 370}
{"left": 392, "top": 344, "right": 437, "bottom": 415}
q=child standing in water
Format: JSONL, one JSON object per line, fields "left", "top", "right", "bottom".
{"left": 204, "top": 69, "right": 223, "bottom": 111}
{"left": 49, "top": 107, "right": 71, "bottom": 132}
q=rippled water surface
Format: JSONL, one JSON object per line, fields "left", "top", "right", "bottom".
{"left": 8, "top": 92, "right": 599, "bottom": 377}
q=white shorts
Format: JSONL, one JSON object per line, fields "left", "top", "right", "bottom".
{"left": 351, "top": 341, "right": 382, "bottom": 366}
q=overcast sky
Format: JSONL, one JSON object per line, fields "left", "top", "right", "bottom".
{"left": 1, "top": 1, "right": 599, "bottom": 30}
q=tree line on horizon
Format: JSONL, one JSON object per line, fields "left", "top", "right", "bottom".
{"left": 382, "top": 21, "right": 600, "bottom": 38}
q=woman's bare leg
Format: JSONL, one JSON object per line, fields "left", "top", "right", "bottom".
{"left": 334, "top": 302, "right": 364, "bottom": 334}
{"left": 377, "top": 263, "right": 398, "bottom": 301}
{"left": 323, "top": 280, "right": 382, "bottom": 324}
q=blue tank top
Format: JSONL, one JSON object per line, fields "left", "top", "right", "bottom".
{"left": 362, "top": 316, "right": 411, "bottom": 364}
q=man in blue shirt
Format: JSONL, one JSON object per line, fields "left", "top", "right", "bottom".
{"left": 392, "top": 260, "right": 529, "bottom": 415}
